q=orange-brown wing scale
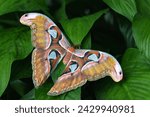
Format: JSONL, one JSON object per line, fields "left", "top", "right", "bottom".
{"left": 32, "top": 49, "right": 50, "bottom": 87}
{"left": 48, "top": 50, "right": 123, "bottom": 96}
{"left": 32, "top": 45, "right": 66, "bottom": 87}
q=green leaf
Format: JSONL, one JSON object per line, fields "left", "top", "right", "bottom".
{"left": 132, "top": 15, "right": 150, "bottom": 59}
{"left": 11, "top": 56, "right": 32, "bottom": 80}
{"left": 0, "top": 27, "right": 32, "bottom": 96}
{"left": 103, "top": 0, "right": 137, "bottom": 21}
{"left": 0, "top": 0, "right": 47, "bottom": 16}
{"left": 54, "top": 0, "right": 68, "bottom": 20}
{"left": 136, "top": 0, "right": 150, "bottom": 16}
{"left": 117, "top": 16, "right": 135, "bottom": 48}
{"left": 10, "top": 80, "right": 29, "bottom": 96}
{"left": 81, "top": 33, "right": 91, "bottom": 49}
{"left": 95, "top": 48, "right": 150, "bottom": 99}
{"left": 54, "top": 0, "right": 77, "bottom": 20}
{"left": 21, "top": 89, "right": 35, "bottom": 100}
{"left": 60, "top": 9, "right": 108, "bottom": 46}
{"left": 132, "top": 0, "right": 150, "bottom": 59}
{"left": 0, "top": 55, "right": 13, "bottom": 96}
{"left": 51, "top": 61, "right": 66, "bottom": 82}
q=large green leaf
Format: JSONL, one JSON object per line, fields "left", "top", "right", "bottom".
{"left": 11, "top": 56, "right": 32, "bottom": 80}
{"left": 54, "top": 0, "right": 68, "bottom": 20}
{"left": 0, "top": 27, "right": 32, "bottom": 96}
{"left": 10, "top": 79, "right": 31, "bottom": 96}
{"left": 51, "top": 62, "right": 66, "bottom": 82}
{"left": 95, "top": 48, "right": 150, "bottom": 99}
{"left": 21, "top": 89, "right": 35, "bottom": 100}
{"left": 0, "top": 55, "right": 12, "bottom": 96}
{"left": 54, "top": 0, "right": 81, "bottom": 20}
{"left": 103, "top": 0, "right": 137, "bottom": 21}
{"left": 81, "top": 33, "right": 91, "bottom": 49}
{"left": 0, "top": 0, "right": 47, "bottom": 16}
{"left": 132, "top": 15, "right": 150, "bottom": 59}
{"left": 117, "top": 16, "right": 135, "bottom": 48}
{"left": 132, "top": 0, "right": 150, "bottom": 59}
{"left": 136, "top": 0, "right": 150, "bottom": 16}
{"left": 60, "top": 9, "right": 108, "bottom": 46}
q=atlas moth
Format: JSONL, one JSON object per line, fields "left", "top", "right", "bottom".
{"left": 20, "top": 13, "right": 123, "bottom": 96}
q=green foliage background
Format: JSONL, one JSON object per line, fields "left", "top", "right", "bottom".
{"left": 0, "top": 0, "right": 150, "bottom": 100}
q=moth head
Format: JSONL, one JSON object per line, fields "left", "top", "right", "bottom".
{"left": 20, "top": 13, "right": 50, "bottom": 27}
{"left": 111, "top": 61, "right": 123, "bottom": 82}
{"left": 102, "top": 53, "right": 123, "bottom": 82}
{"left": 20, "top": 13, "right": 39, "bottom": 26}
{"left": 108, "top": 56, "right": 123, "bottom": 82}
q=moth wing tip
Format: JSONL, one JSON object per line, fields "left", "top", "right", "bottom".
{"left": 47, "top": 91, "right": 59, "bottom": 96}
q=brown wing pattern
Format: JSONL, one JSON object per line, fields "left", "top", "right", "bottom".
{"left": 32, "top": 49, "right": 50, "bottom": 87}
{"left": 48, "top": 50, "right": 123, "bottom": 96}
{"left": 31, "top": 23, "right": 68, "bottom": 87}
{"left": 20, "top": 13, "right": 71, "bottom": 87}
